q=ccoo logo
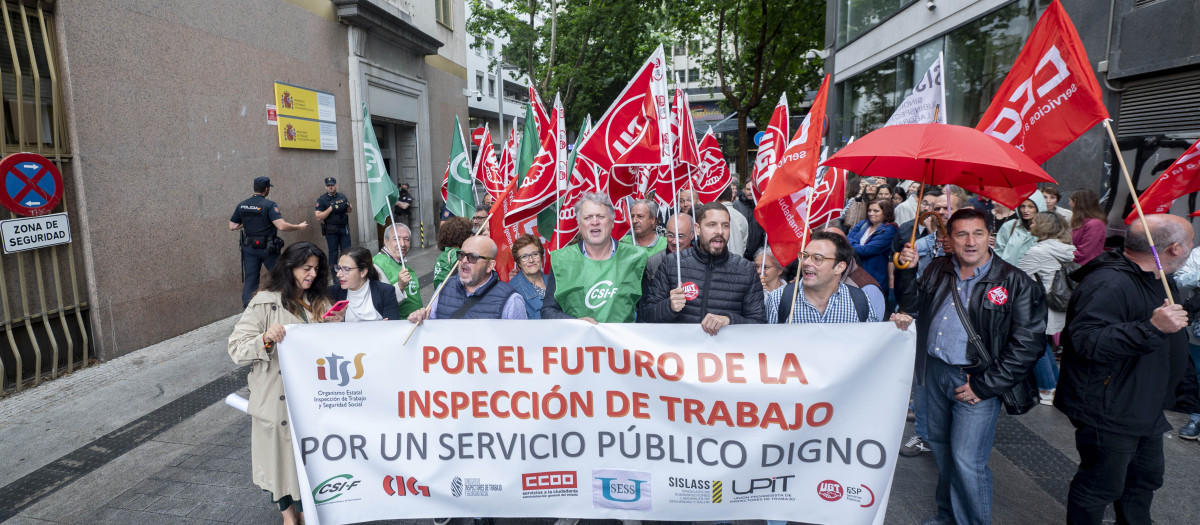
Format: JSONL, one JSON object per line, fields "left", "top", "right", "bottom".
{"left": 316, "top": 353, "right": 366, "bottom": 386}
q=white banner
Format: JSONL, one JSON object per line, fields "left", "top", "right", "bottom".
{"left": 278, "top": 320, "right": 915, "bottom": 525}
{"left": 885, "top": 52, "right": 947, "bottom": 127}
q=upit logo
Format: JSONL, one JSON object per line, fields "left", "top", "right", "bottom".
{"left": 382, "top": 475, "right": 429, "bottom": 497}
{"left": 523, "top": 471, "right": 577, "bottom": 490}
{"left": 316, "top": 353, "right": 365, "bottom": 386}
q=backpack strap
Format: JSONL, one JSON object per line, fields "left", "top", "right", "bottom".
{"left": 846, "top": 285, "right": 870, "bottom": 322}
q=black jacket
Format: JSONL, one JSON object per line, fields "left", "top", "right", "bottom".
{"left": 895, "top": 251, "right": 1046, "bottom": 414}
{"left": 641, "top": 246, "right": 765, "bottom": 324}
{"left": 1054, "top": 251, "right": 1190, "bottom": 435}
{"left": 328, "top": 280, "right": 401, "bottom": 321}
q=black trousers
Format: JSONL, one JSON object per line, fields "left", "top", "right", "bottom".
{"left": 1066, "top": 424, "right": 1163, "bottom": 525}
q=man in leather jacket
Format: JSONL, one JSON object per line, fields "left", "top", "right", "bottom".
{"left": 894, "top": 207, "right": 1046, "bottom": 525}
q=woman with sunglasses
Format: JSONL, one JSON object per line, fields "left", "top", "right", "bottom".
{"left": 227, "top": 242, "right": 331, "bottom": 525}
{"left": 327, "top": 246, "right": 400, "bottom": 321}
{"left": 509, "top": 234, "right": 549, "bottom": 319}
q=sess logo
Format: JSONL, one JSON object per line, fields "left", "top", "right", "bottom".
{"left": 586, "top": 280, "right": 619, "bottom": 309}
{"left": 312, "top": 474, "right": 360, "bottom": 504}
{"left": 593, "top": 469, "right": 651, "bottom": 510}
{"left": 316, "top": 353, "right": 366, "bottom": 387}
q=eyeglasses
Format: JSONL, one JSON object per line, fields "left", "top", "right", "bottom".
{"left": 457, "top": 251, "right": 492, "bottom": 264}
{"left": 333, "top": 265, "right": 360, "bottom": 274}
{"left": 799, "top": 252, "right": 832, "bottom": 265}
{"left": 665, "top": 232, "right": 693, "bottom": 240}
{"left": 517, "top": 252, "right": 542, "bottom": 262}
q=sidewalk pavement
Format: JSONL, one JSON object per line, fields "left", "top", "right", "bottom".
{"left": 1, "top": 243, "right": 1198, "bottom": 524}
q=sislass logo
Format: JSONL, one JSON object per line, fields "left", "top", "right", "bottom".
{"left": 316, "top": 353, "right": 366, "bottom": 386}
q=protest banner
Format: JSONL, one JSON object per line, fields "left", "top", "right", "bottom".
{"left": 278, "top": 320, "right": 915, "bottom": 525}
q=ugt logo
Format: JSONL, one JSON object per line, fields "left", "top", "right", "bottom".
{"left": 316, "top": 353, "right": 366, "bottom": 386}
{"left": 592, "top": 469, "right": 651, "bottom": 510}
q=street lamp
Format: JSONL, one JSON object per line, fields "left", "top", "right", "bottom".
{"left": 496, "top": 57, "right": 521, "bottom": 142}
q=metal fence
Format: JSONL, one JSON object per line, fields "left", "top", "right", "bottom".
{"left": 0, "top": 0, "right": 92, "bottom": 394}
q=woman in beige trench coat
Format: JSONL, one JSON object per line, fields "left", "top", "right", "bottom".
{"left": 228, "top": 242, "right": 331, "bottom": 525}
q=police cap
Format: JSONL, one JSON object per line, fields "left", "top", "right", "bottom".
{"left": 324, "top": 177, "right": 337, "bottom": 186}
{"left": 253, "top": 176, "right": 272, "bottom": 191}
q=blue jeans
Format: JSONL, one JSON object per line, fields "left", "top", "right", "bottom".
{"left": 1034, "top": 341, "right": 1059, "bottom": 391}
{"left": 924, "top": 357, "right": 1002, "bottom": 525}
{"left": 240, "top": 245, "right": 278, "bottom": 307}
{"left": 913, "top": 369, "right": 928, "bottom": 440}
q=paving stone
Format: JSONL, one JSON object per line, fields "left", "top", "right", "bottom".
{"left": 107, "top": 491, "right": 161, "bottom": 511}
{"left": 144, "top": 496, "right": 203, "bottom": 517}
{"left": 186, "top": 501, "right": 242, "bottom": 522}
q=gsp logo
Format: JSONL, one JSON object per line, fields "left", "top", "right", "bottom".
{"left": 316, "top": 353, "right": 366, "bottom": 386}
{"left": 382, "top": 475, "right": 429, "bottom": 497}
{"left": 593, "top": 469, "right": 651, "bottom": 510}
{"left": 523, "top": 471, "right": 577, "bottom": 490}
{"left": 312, "top": 474, "right": 360, "bottom": 504}
{"left": 585, "top": 280, "right": 619, "bottom": 309}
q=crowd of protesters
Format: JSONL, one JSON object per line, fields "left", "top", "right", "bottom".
{"left": 227, "top": 174, "right": 1200, "bottom": 525}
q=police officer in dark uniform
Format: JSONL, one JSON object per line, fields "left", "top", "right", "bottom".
{"left": 229, "top": 176, "right": 309, "bottom": 307}
{"left": 315, "top": 176, "right": 352, "bottom": 267}
{"left": 394, "top": 182, "right": 414, "bottom": 227}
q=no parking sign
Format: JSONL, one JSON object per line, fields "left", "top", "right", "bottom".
{"left": 0, "top": 153, "right": 64, "bottom": 217}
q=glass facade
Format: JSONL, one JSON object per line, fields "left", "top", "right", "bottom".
{"left": 837, "top": 0, "right": 915, "bottom": 47}
{"left": 833, "top": 0, "right": 1036, "bottom": 147}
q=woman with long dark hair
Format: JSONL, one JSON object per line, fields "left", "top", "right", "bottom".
{"left": 847, "top": 198, "right": 898, "bottom": 289}
{"left": 1070, "top": 188, "right": 1107, "bottom": 265}
{"left": 227, "top": 242, "right": 331, "bottom": 525}
{"left": 328, "top": 246, "right": 400, "bottom": 321}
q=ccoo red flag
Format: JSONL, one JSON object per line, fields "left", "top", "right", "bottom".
{"left": 754, "top": 75, "right": 830, "bottom": 266}
{"left": 694, "top": 128, "right": 729, "bottom": 204}
{"left": 504, "top": 103, "right": 559, "bottom": 226}
{"left": 530, "top": 86, "right": 553, "bottom": 143}
{"left": 1126, "top": 138, "right": 1200, "bottom": 224}
{"left": 971, "top": 0, "right": 1107, "bottom": 209}
{"left": 752, "top": 94, "right": 789, "bottom": 201}
{"left": 472, "top": 125, "right": 505, "bottom": 201}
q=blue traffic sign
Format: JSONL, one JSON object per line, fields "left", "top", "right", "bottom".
{"left": 0, "top": 153, "right": 64, "bottom": 217}
{"left": 754, "top": 131, "right": 766, "bottom": 146}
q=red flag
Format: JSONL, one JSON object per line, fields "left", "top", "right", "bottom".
{"left": 504, "top": 107, "right": 559, "bottom": 226}
{"left": 1126, "top": 138, "right": 1200, "bottom": 224}
{"left": 472, "top": 125, "right": 505, "bottom": 201}
{"left": 489, "top": 175, "right": 541, "bottom": 280}
{"left": 971, "top": 0, "right": 1108, "bottom": 209}
{"left": 652, "top": 89, "right": 699, "bottom": 205}
{"left": 752, "top": 94, "right": 789, "bottom": 201}
{"left": 694, "top": 128, "right": 729, "bottom": 204}
{"left": 530, "top": 86, "right": 552, "bottom": 142}
{"left": 498, "top": 124, "right": 519, "bottom": 185}
{"left": 611, "top": 197, "right": 632, "bottom": 241}
{"left": 754, "top": 74, "right": 830, "bottom": 266}
{"left": 795, "top": 166, "right": 848, "bottom": 229}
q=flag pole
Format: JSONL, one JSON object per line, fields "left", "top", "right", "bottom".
{"left": 670, "top": 167, "right": 683, "bottom": 290}
{"left": 1104, "top": 119, "right": 1174, "bottom": 304}
{"left": 402, "top": 215, "right": 494, "bottom": 344}
{"left": 787, "top": 186, "right": 816, "bottom": 324}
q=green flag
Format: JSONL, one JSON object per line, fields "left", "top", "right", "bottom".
{"left": 445, "top": 115, "right": 475, "bottom": 218}
{"left": 362, "top": 103, "right": 400, "bottom": 225}
{"left": 515, "top": 104, "right": 539, "bottom": 187}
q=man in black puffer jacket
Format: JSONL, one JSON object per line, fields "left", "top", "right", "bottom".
{"left": 894, "top": 208, "right": 1045, "bottom": 525}
{"left": 642, "top": 202, "right": 764, "bottom": 333}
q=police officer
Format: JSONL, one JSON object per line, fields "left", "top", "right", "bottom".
{"left": 229, "top": 176, "right": 309, "bottom": 307}
{"left": 315, "top": 176, "right": 352, "bottom": 267}
{"left": 394, "top": 182, "right": 414, "bottom": 227}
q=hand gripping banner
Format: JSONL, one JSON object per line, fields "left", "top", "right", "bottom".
{"left": 278, "top": 320, "right": 915, "bottom": 525}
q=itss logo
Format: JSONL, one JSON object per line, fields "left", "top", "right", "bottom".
{"left": 592, "top": 469, "right": 651, "bottom": 510}
{"left": 316, "top": 353, "right": 366, "bottom": 387}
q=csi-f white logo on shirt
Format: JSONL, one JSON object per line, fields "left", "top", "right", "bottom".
{"left": 586, "top": 280, "right": 619, "bottom": 309}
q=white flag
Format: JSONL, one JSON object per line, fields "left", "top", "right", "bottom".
{"left": 884, "top": 52, "right": 946, "bottom": 126}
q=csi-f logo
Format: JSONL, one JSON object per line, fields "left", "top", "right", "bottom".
{"left": 731, "top": 474, "right": 795, "bottom": 495}
{"left": 312, "top": 474, "right": 360, "bottom": 504}
{"left": 316, "top": 353, "right": 366, "bottom": 386}
{"left": 382, "top": 475, "right": 430, "bottom": 497}
{"left": 586, "top": 280, "right": 619, "bottom": 309}
{"left": 592, "top": 469, "right": 651, "bottom": 510}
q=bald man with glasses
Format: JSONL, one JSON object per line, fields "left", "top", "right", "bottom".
{"left": 407, "top": 236, "right": 527, "bottom": 322}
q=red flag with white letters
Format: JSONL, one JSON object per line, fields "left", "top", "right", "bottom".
{"left": 530, "top": 86, "right": 553, "bottom": 143}
{"left": 1126, "top": 138, "right": 1200, "bottom": 224}
{"left": 971, "top": 0, "right": 1108, "bottom": 209}
{"left": 752, "top": 94, "right": 789, "bottom": 201}
{"left": 471, "top": 125, "right": 505, "bottom": 201}
{"left": 504, "top": 103, "right": 559, "bottom": 226}
{"left": 694, "top": 128, "right": 729, "bottom": 204}
{"left": 754, "top": 75, "right": 830, "bottom": 266}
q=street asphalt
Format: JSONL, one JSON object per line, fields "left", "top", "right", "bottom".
{"left": 1, "top": 244, "right": 1198, "bottom": 525}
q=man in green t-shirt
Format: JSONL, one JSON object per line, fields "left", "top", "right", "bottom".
{"left": 372, "top": 223, "right": 422, "bottom": 317}
{"left": 621, "top": 198, "right": 667, "bottom": 255}
{"left": 542, "top": 192, "right": 649, "bottom": 324}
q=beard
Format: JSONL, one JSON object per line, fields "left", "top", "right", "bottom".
{"left": 700, "top": 235, "right": 727, "bottom": 256}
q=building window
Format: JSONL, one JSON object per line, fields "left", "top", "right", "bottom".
{"left": 673, "top": 45, "right": 686, "bottom": 56}
{"left": 435, "top": 0, "right": 452, "bottom": 27}
{"left": 488, "top": 76, "right": 496, "bottom": 98}
{"left": 0, "top": 2, "right": 65, "bottom": 150}
{"left": 833, "top": 0, "right": 1035, "bottom": 146}
{"left": 837, "top": 0, "right": 914, "bottom": 47}
{"left": 487, "top": 38, "right": 495, "bottom": 57}
{"left": 476, "top": 73, "right": 484, "bottom": 94}
{"left": 688, "top": 68, "right": 700, "bottom": 83}
{"left": 675, "top": 69, "right": 687, "bottom": 83}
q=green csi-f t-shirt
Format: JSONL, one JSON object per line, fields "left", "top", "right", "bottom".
{"left": 550, "top": 243, "right": 648, "bottom": 323}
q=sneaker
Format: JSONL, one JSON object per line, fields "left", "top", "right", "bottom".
{"left": 900, "top": 435, "right": 931, "bottom": 457}
{"left": 1180, "top": 420, "right": 1200, "bottom": 440}
{"left": 1039, "top": 389, "right": 1055, "bottom": 406}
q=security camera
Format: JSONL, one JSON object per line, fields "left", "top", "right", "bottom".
{"left": 926, "top": 0, "right": 935, "bottom": 10}
{"left": 476, "top": 93, "right": 483, "bottom": 102}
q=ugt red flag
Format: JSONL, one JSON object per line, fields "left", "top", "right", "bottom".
{"left": 972, "top": 0, "right": 1107, "bottom": 209}
{"left": 489, "top": 175, "right": 541, "bottom": 280}
{"left": 472, "top": 125, "right": 505, "bottom": 202}
{"left": 652, "top": 89, "right": 700, "bottom": 206}
{"left": 1126, "top": 138, "right": 1200, "bottom": 224}
{"left": 530, "top": 86, "right": 553, "bottom": 143}
{"left": 694, "top": 128, "right": 729, "bottom": 204}
{"left": 504, "top": 96, "right": 560, "bottom": 227}
{"left": 793, "top": 164, "right": 848, "bottom": 229}
{"left": 755, "top": 74, "right": 830, "bottom": 266}
{"left": 752, "top": 94, "right": 789, "bottom": 201}
{"left": 498, "top": 123, "right": 519, "bottom": 185}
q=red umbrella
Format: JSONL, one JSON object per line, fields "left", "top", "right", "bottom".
{"left": 821, "top": 123, "right": 1056, "bottom": 267}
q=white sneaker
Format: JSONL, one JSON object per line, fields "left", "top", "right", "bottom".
{"left": 1039, "top": 389, "right": 1055, "bottom": 406}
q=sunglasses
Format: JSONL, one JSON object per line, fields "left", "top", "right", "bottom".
{"left": 457, "top": 251, "right": 492, "bottom": 264}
